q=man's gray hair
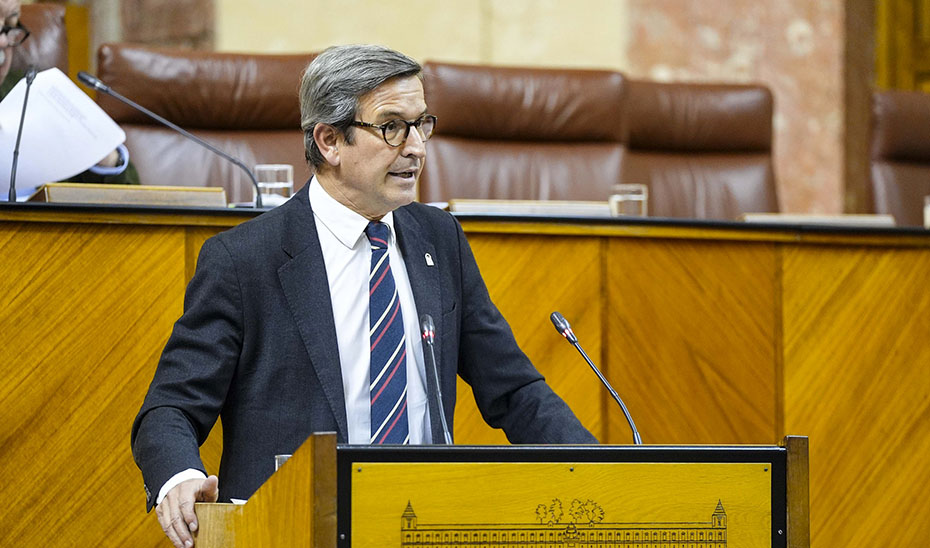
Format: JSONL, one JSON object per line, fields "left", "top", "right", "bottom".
{"left": 299, "top": 44, "right": 422, "bottom": 169}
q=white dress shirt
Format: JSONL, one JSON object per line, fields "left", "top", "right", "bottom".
{"left": 309, "top": 177, "right": 431, "bottom": 444}
{"left": 157, "top": 178, "right": 431, "bottom": 504}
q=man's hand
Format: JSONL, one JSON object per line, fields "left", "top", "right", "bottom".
{"left": 96, "top": 148, "right": 121, "bottom": 168}
{"left": 156, "top": 475, "right": 219, "bottom": 548}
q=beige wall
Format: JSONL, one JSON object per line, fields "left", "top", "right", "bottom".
{"left": 216, "top": 0, "right": 628, "bottom": 69}
{"left": 216, "top": 0, "right": 844, "bottom": 214}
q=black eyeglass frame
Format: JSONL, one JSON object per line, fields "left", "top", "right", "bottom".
{"left": 0, "top": 22, "right": 30, "bottom": 47}
{"left": 350, "top": 114, "right": 437, "bottom": 147}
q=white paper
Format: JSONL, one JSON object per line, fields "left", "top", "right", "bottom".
{"left": 0, "top": 67, "right": 125, "bottom": 200}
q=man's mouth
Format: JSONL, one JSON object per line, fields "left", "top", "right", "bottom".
{"left": 388, "top": 168, "right": 417, "bottom": 180}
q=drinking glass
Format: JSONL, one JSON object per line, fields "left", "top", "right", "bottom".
{"left": 609, "top": 184, "right": 648, "bottom": 217}
{"left": 254, "top": 164, "right": 294, "bottom": 207}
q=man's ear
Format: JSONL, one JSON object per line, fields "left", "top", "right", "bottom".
{"left": 313, "top": 124, "right": 342, "bottom": 167}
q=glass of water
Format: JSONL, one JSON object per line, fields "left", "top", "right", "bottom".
{"left": 254, "top": 164, "right": 294, "bottom": 207}
{"left": 609, "top": 183, "right": 649, "bottom": 217}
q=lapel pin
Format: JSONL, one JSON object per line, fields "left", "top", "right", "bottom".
{"left": 425, "top": 253, "right": 434, "bottom": 266}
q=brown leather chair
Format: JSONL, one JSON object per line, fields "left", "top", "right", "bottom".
{"left": 870, "top": 90, "right": 930, "bottom": 227}
{"left": 13, "top": 3, "right": 68, "bottom": 74}
{"left": 620, "top": 79, "right": 778, "bottom": 219}
{"left": 420, "top": 61, "right": 626, "bottom": 203}
{"left": 420, "top": 61, "right": 777, "bottom": 219}
{"left": 96, "top": 44, "right": 315, "bottom": 202}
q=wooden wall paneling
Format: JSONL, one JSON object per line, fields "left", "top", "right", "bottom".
{"left": 65, "top": 3, "right": 90, "bottom": 83}
{"left": 876, "top": 0, "right": 914, "bottom": 89}
{"left": 843, "top": 0, "right": 875, "bottom": 213}
{"left": 875, "top": 0, "right": 892, "bottom": 88}
{"left": 4, "top": 209, "right": 927, "bottom": 546}
{"left": 876, "top": 0, "right": 930, "bottom": 90}
{"left": 911, "top": 0, "right": 930, "bottom": 90}
{"left": 782, "top": 244, "right": 930, "bottom": 547}
{"left": 454, "top": 233, "right": 606, "bottom": 443}
{"left": 604, "top": 238, "right": 779, "bottom": 445}
{"left": 0, "top": 222, "right": 188, "bottom": 546}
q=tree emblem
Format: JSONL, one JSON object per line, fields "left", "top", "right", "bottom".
{"left": 548, "top": 498, "right": 563, "bottom": 525}
{"left": 534, "top": 498, "right": 604, "bottom": 526}
{"left": 535, "top": 504, "right": 548, "bottom": 524}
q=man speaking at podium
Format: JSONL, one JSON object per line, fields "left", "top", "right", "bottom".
{"left": 132, "top": 44, "right": 597, "bottom": 548}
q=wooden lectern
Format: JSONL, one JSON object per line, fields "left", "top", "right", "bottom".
{"left": 195, "top": 435, "right": 809, "bottom": 547}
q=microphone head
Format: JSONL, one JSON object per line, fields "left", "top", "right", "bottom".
{"left": 550, "top": 311, "right": 569, "bottom": 331}
{"left": 77, "top": 71, "right": 108, "bottom": 93}
{"left": 550, "top": 311, "right": 578, "bottom": 343}
{"left": 25, "top": 64, "right": 37, "bottom": 84}
{"left": 76, "top": 71, "right": 95, "bottom": 86}
{"left": 420, "top": 314, "right": 435, "bottom": 342}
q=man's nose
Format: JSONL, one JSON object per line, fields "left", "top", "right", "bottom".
{"left": 401, "top": 126, "right": 426, "bottom": 158}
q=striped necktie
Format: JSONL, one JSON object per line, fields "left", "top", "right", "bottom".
{"left": 365, "top": 221, "right": 409, "bottom": 444}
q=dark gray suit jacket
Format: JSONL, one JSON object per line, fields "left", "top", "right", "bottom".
{"left": 131, "top": 184, "right": 596, "bottom": 510}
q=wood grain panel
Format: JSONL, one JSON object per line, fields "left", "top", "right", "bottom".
{"left": 604, "top": 238, "right": 778, "bottom": 445}
{"left": 877, "top": 0, "right": 930, "bottom": 90}
{"left": 454, "top": 234, "right": 606, "bottom": 443}
{"left": 0, "top": 222, "right": 188, "bottom": 547}
{"left": 0, "top": 208, "right": 254, "bottom": 227}
{"left": 195, "top": 433, "right": 337, "bottom": 547}
{"left": 1, "top": 209, "right": 926, "bottom": 546}
{"left": 783, "top": 245, "right": 930, "bottom": 547}
{"left": 843, "top": 0, "right": 875, "bottom": 214}
{"left": 65, "top": 4, "right": 90, "bottom": 84}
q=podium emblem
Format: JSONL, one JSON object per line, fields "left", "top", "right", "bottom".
{"left": 400, "top": 499, "right": 728, "bottom": 547}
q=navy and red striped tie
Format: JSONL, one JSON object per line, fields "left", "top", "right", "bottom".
{"left": 365, "top": 221, "right": 409, "bottom": 444}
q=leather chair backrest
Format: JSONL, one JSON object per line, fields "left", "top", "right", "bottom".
{"left": 420, "top": 61, "right": 777, "bottom": 219}
{"left": 420, "top": 61, "right": 625, "bottom": 203}
{"left": 620, "top": 79, "right": 778, "bottom": 219}
{"left": 96, "top": 43, "right": 315, "bottom": 202}
{"left": 870, "top": 90, "right": 930, "bottom": 227}
{"left": 13, "top": 3, "right": 68, "bottom": 74}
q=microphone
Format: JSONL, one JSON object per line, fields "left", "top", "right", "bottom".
{"left": 76, "top": 71, "right": 263, "bottom": 208}
{"left": 550, "top": 311, "right": 642, "bottom": 445}
{"left": 8, "top": 65, "right": 38, "bottom": 202}
{"left": 420, "top": 314, "right": 452, "bottom": 444}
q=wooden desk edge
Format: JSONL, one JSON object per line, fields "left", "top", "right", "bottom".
{"left": 3, "top": 206, "right": 929, "bottom": 247}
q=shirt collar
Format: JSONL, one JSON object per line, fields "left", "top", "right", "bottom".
{"left": 308, "top": 176, "right": 396, "bottom": 250}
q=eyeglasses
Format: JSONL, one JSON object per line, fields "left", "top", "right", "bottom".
{"left": 351, "top": 114, "right": 437, "bottom": 147}
{"left": 0, "top": 23, "right": 29, "bottom": 47}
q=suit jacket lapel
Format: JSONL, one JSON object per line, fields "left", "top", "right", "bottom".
{"left": 394, "top": 206, "right": 446, "bottom": 444}
{"left": 277, "top": 187, "right": 349, "bottom": 442}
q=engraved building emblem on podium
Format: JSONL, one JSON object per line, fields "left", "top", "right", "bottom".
{"left": 400, "top": 499, "right": 727, "bottom": 547}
